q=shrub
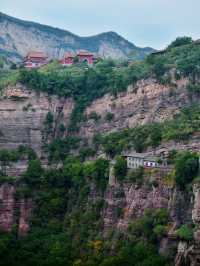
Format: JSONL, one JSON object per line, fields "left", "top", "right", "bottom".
{"left": 105, "top": 112, "right": 114, "bottom": 122}
{"left": 114, "top": 156, "right": 127, "bottom": 181}
{"left": 45, "top": 112, "right": 54, "bottom": 125}
{"left": 151, "top": 56, "right": 169, "bottom": 79}
{"left": 47, "top": 136, "right": 81, "bottom": 162}
{"left": 0, "top": 149, "right": 19, "bottom": 176}
{"left": 174, "top": 151, "right": 199, "bottom": 187}
{"left": 59, "top": 124, "right": 66, "bottom": 133}
{"left": 153, "top": 225, "right": 167, "bottom": 238}
{"left": 83, "top": 158, "right": 109, "bottom": 190}
{"left": 88, "top": 112, "right": 101, "bottom": 122}
{"left": 79, "top": 147, "right": 96, "bottom": 161}
{"left": 24, "top": 159, "right": 43, "bottom": 186}
{"left": 186, "top": 82, "right": 200, "bottom": 95}
{"left": 168, "top": 37, "right": 193, "bottom": 49}
{"left": 176, "top": 224, "right": 194, "bottom": 241}
{"left": 63, "top": 156, "right": 83, "bottom": 186}
{"left": 127, "top": 167, "right": 144, "bottom": 185}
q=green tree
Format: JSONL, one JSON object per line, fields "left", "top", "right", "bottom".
{"left": 114, "top": 156, "right": 127, "bottom": 181}
{"left": 105, "top": 112, "right": 114, "bottom": 122}
{"left": 149, "top": 124, "right": 162, "bottom": 148}
{"left": 176, "top": 224, "right": 194, "bottom": 241}
{"left": 127, "top": 167, "right": 144, "bottom": 185}
{"left": 44, "top": 112, "right": 54, "bottom": 135}
{"left": 168, "top": 36, "right": 192, "bottom": 49}
{"left": 24, "top": 159, "right": 43, "bottom": 186}
{"left": 175, "top": 151, "right": 199, "bottom": 187}
{"left": 63, "top": 157, "right": 83, "bottom": 186}
{"left": 151, "top": 56, "right": 169, "bottom": 79}
{"left": 0, "top": 150, "right": 15, "bottom": 176}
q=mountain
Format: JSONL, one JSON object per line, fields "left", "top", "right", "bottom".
{"left": 0, "top": 12, "right": 154, "bottom": 62}
{"left": 1, "top": 37, "right": 200, "bottom": 265}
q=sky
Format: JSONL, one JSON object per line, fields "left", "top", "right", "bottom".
{"left": 1, "top": 0, "right": 200, "bottom": 49}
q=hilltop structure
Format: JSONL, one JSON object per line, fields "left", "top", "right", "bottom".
{"left": 24, "top": 50, "right": 95, "bottom": 69}
{"left": 59, "top": 52, "right": 75, "bottom": 66}
{"left": 59, "top": 50, "right": 95, "bottom": 66}
{"left": 76, "top": 51, "right": 94, "bottom": 66}
{"left": 24, "top": 51, "right": 48, "bottom": 69}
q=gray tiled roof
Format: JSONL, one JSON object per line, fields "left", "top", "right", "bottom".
{"left": 124, "top": 152, "right": 158, "bottom": 162}
{"left": 123, "top": 152, "right": 145, "bottom": 159}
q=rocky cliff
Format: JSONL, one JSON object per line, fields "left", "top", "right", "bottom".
{"left": 0, "top": 84, "right": 74, "bottom": 155}
{"left": 174, "top": 184, "right": 200, "bottom": 266}
{"left": 0, "top": 78, "right": 200, "bottom": 264}
{"left": 0, "top": 183, "right": 32, "bottom": 235}
{"left": 0, "top": 77, "right": 198, "bottom": 157}
{"left": 0, "top": 12, "right": 154, "bottom": 62}
{"left": 0, "top": 167, "right": 195, "bottom": 264}
{"left": 81, "top": 78, "right": 190, "bottom": 137}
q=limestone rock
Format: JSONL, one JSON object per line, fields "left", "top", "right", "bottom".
{"left": 192, "top": 183, "right": 200, "bottom": 224}
{"left": 0, "top": 85, "right": 74, "bottom": 156}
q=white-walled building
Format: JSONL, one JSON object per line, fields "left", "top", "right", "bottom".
{"left": 124, "top": 153, "right": 159, "bottom": 169}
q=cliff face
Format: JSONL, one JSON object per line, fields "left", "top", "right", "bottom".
{"left": 0, "top": 78, "right": 196, "bottom": 156}
{"left": 103, "top": 169, "right": 192, "bottom": 236}
{"left": 0, "top": 84, "right": 74, "bottom": 155}
{"left": 0, "top": 79, "right": 199, "bottom": 264}
{"left": 176, "top": 184, "right": 200, "bottom": 266}
{"left": 0, "top": 184, "right": 15, "bottom": 232}
{"left": 0, "top": 183, "right": 32, "bottom": 235}
{"left": 81, "top": 78, "right": 190, "bottom": 137}
{"left": 0, "top": 168, "right": 194, "bottom": 264}
{"left": 72, "top": 175, "right": 200, "bottom": 265}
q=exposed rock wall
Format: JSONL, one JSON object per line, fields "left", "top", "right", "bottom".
{"left": 0, "top": 183, "right": 16, "bottom": 232}
{"left": 103, "top": 180, "right": 190, "bottom": 233}
{"left": 0, "top": 78, "right": 196, "bottom": 156}
{"left": 18, "top": 198, "right": 32, "bottom": 235}
{"left": 80, "top": 78, "right": 190, "bottom": 137}
{"left": 0, "top": 85, "right": 74, "bottom": 156}
{"left": 103, "top": 170, "right": 196, "bottom": 265}
{"left": 0, "top": 183, "right": 32, "bottom": 234}
{"left": 184, "top": 184, "right": 200, "bottom": 266}
{"left": 173, "top": 183, "right": 200, "bottom": 266}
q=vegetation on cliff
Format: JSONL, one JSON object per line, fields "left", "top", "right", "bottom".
{"left": 92, "top": 104, "right": 200, "bottom": 157}
{"left": 1, "top": 36, "right": 200, "bottom": 132}
{"left": 0, "top": 155, "right": 171, "bottom": 266}
{"left": 1, "top": 37, "right": 200, "bottom": 265}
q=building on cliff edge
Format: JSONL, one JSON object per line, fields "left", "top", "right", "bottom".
{"left": 124, "top": 152, "right": 162, "bottom": 169}
{"left": 24, "top": 51, "right": 48, "bottom": 69}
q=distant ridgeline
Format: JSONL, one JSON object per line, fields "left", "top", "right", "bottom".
{"left": 0, "top": 12, "right": 154, "bottom": 62}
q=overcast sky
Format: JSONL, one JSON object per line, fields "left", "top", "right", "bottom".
{"left": 1, "top": 0, "right": 200, "bottom": 49}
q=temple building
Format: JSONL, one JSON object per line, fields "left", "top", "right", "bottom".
{"left": 24, "top": 50, "right": 96, "bottom": 69}
{"left": 77, "top": 51, "right": 94, "bottom": 66}
{"left": 24, "top": 51, "right": 48, "bottom": 69}
{"left": 59, "top": 52, "right": 75, "bottom": 66}
{"left": 59, "top": 50, "right": 94, "bottom": 66}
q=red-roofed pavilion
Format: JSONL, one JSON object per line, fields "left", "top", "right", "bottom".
{"left": 77, "top": 51, "right": 94, "bottom": 65}
{"left": 59, "top": 52, "right": 75, "bottom": 66}
{"left": 24, "top": 51, "right": 48, "bottom": 69}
